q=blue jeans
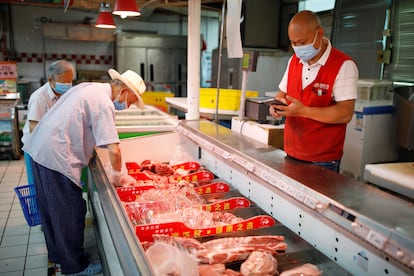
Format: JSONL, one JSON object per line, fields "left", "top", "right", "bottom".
{"left": 287, "top": 155, "right": 341, "bottom": 172}
{"left": 312, "top": 160, "right": 341, "bottom": 172}
{"left": 31, "top": 161, "right": 89, "bottom": 274}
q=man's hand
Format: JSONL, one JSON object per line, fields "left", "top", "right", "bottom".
{"left": 269, "top": 91, "right": 289, "bottom": 118}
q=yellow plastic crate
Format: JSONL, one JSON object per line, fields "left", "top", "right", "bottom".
{"left": 142, "top": 91, "right": 174, "bottom": 112}
{"left": 200, "top": 88, "right": 258, "bottom": 110}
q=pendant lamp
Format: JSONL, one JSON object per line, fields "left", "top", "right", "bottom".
{"left": 113, "top": 0, "right": 141, "bottom": 18}
{"left": 95, "top": 3, "right": 116, "bottom": 28}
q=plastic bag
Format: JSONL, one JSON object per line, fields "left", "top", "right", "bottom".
{"left": 146, "top": 242, "right": 199, "bottom": 276}
{"left": 169, "top": 144, "right": 195, "bottom": 166}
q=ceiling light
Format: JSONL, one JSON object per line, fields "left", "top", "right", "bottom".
{"left": 95, "top": 3, "right": 116, "bottom": 29}
{"left": 113, "top": 0, "right": 141, "bottom": 17}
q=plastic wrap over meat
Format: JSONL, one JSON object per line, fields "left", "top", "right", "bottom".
{"left": 136, "top": 185, "right": 205, "bottom": 207}
{"left": 147, "top": 207, "right": 243, "bottom": 228}
{"left": 279, "top": 263, "right": 322, "bottom": 276}
{"left": 146, "top": 242, "right": 199, "bottom": 276}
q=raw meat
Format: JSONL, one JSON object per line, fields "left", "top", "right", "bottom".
{"left": 198, "top": 264, "right": 226, "bottom": 275}
{"left": 198, "top": 264, "right": 242, "bottom": 276}
{"left": 240, "top": 251, "right": 278, "bottom": 276}
{"left": 145, "top": 242, "right": 199, "bottom": 276}
{"left": 198, "top": 235, "right": 287, "bottom": 265}
{"left": 150, "top": 235, "right": 287, "bottom": 265}
{"left": 140, "top": 160, "right": 175, "bottom": 176}
{"left": 279, "top": 263, "right": 322, "bottom": 276}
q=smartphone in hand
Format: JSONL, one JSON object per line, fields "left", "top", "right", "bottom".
{"left": 263, "top": 98, "right": 288, "bottom": 106}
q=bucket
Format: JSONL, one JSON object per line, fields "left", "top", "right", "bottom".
{"left": 393, "top": 86, "right": 414, "bottom": 149}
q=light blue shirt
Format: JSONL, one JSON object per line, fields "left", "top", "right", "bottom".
{"left": 23, "top": 82, "right": 120, "bottom": 187}
{"left": 21, "top": 83, "right": 58, "bottom": 146}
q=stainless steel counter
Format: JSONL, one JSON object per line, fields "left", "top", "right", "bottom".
{"left": 165, "top": 97, "right": 239, "bottom": 120}
{"left": 88, "top": 120, "right": 414, "bottom": 275}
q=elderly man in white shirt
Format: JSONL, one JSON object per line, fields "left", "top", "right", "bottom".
{"left": 22, "top": 69, "right": 146, "bottom": 275}
{"left": 21, "top": 60, "right": 75, "bottom": 185}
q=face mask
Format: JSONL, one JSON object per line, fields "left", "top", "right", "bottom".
{"left": 54, "top": 82, "right": 72, "bottom": 94}
{"left": 113, "top": 91, "right": 128, "bottom": 110}
{"left": 292, "top": 32, "right": 320, "bottom": 61}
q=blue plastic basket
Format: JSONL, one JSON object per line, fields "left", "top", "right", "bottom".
{"left": 14, "top": 184, "right": 42, "bottom": 227}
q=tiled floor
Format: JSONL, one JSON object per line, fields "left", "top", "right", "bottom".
{"left": 0, "top": 158, "right": 103, "bottom": 276}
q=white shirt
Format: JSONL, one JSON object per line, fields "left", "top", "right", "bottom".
{"left": 23, "top": 82, "right": 120, "bottom": 187}
{"left": 21, "top": 83, "right": 58, "bottom": 146}
{"left": 279, "top": 38, "right": 359, "bottom": 102}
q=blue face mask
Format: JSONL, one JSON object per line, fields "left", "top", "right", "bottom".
{"left": 54, "top": 82, "right": 72, "bottom": 94}
{"left": 113, "top": 100, "right": 127, "bottom": 110}
{"left": 113, "top": 92, "right": 128, "bottom": 110}
{"left": 292, "top": 32, "right": 320, "bottom": 62}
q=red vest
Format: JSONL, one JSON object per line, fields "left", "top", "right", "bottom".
{"left": 284, "top": 48, "right": 352, "bottom": 162}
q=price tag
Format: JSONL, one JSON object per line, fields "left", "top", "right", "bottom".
{"left": 260, "top": 171, "right": 271, "bottom": 182}
{"left": 277, "top": 180, "right": 287, "bottom": 192}
{"left": 303, "top": 196, "right": 318, "bottom": 209}
{"left": 222, "top": 151, "right": 232, "bottom": 160}
{"left": 286, "top": 185, "right": 297, "bottom": 197}
{"left": 268, "top": 176, "right": 277, "bottom": 186}
{"left": 245, "top": 162, "right": 255, "bottom": 172}
{"left": 366, "top": 230, "right": 386, "bottom": 249}
{"left": 294, "top": 190, "right": 306, "bottom": 202}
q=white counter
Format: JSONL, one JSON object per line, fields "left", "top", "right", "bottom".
{"left": 364, "top": 162, "right": 414, "bottom": 199}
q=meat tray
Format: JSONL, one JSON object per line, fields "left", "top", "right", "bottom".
{"left": 197, "top": 224, "right": 351, "bottom": 275}
{"left": 117, "top": 160, "right": 347, "bottom": 273}
{"left": 135, "top": 214, "right": 276, "bottom": 242}
{"left": 117, "top": 181, "right": 231, "bottom": 202}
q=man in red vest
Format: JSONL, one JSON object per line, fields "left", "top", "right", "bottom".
{"left": 269, "top": 10, "right": 359, "bottom": 172}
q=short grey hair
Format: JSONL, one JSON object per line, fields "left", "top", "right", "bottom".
{"left": 47, "top": 60, "right": 75, "bottom": 80}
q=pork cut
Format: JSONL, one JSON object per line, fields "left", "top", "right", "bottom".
{"left": 198, "top": 235, "right": 286, "bottom": 265}
{"left": 239, "top": 251, "right": 278, "bottom": 276}
{"left": 279, "top": 263, "right": 322, "bottom": 276}
{"left": 198, "top": 264, "right": 242, "bottom": 276}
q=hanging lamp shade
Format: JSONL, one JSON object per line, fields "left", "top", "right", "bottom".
{"left": 113, "top": 0, "right": 141, "bottom": 18}
{"left": 95, "top": 3, "right": 116, "bottom": 28}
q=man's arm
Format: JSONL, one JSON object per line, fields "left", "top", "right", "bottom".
{"left": 29, "top": 120, "right": 39, "bottom": 132}
{"left": 107, "top": 143, "right": 122, "bottom": 171}
{"left": 281, "top": 95, "right": 355, "bottom": 124}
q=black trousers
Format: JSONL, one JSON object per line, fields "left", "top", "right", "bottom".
{"left": 31, "top": 160, "right": 89, "bottom": 274}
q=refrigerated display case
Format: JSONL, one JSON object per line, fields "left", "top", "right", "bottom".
{"left": 340, "top": 100, "right": 399, "bottom": 180}
{"left": 88, "top": 120, "right": 414, "bottom": 276}
{"left": 0, "top": 93, "right": 21, "bottom": 160}
{"left": 115, "top": 105, "right": 179, "bottom": 138}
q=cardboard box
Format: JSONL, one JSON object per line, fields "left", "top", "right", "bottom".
{"left": 231, "top": 117, "right": 284, "bottom": 149}
{"left": 200, "top": 88, "right": 258, "bottom": 110}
